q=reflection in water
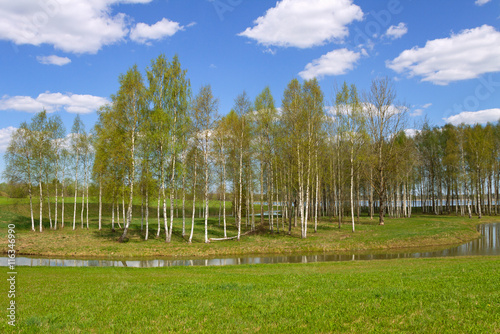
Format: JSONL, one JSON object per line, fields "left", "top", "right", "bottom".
{"left": 2, "top": 223, "right": 499, "bottom": 269}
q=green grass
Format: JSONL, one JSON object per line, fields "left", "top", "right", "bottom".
{"left": 0, "top": 256, "right": 499, "bottom": 333}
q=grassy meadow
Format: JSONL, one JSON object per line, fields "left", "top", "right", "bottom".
{"left": 0, "top": 197, "right": 499, "bottom": 333}
{"left": 0, "top": 256, "right": 498, "bottom": 333}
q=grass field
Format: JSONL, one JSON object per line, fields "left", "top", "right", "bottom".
{"left": 0, "top": 197, "right": 495, "bottom": 258}
{"left": 0, "top": 256, "right": 499, "bottom": 333}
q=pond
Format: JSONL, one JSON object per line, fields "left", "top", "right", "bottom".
{"left": 1, "top": 223, "right": 498, "bottom": 268}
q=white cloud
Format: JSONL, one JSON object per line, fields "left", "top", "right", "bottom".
{"left": 385, "top": 23, "right": 407, "bottom": 39}
{"left": 475, "top": 0, "right": 491, "bottom": 5}
{"left": 130, "top": 18, "right": 184, "bottom": 44}
{"left": 411, "top": 103, "right": 432, "bottom": 117}
{"left": 299, "top": 48, "right": 360, "bottom": 80}
{"left": 239, "top": 0, "right": 363, "bottom": 48}
{"left": 387, "top": 25, "right": 500, "bottom": 85}
{"left": 0, "top": 1, "right": 184, "bottom": 54}
{"left": 0, "top": 92, "right": 109, "bottom": 114}
{"left": 444, "top": 108, "right": 500, "bottom": 125}
{"left": 36, "top": 55, "right": 71, "bottom": 66}
{"left": 0, "top": 126, "right": 17, "bottom": 152}
{"left": 404, "top": 129, "right": 419, "bottom": 137}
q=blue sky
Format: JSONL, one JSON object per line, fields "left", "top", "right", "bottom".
{"left": 0, "top": 0, "right": 500, "bottom": 179}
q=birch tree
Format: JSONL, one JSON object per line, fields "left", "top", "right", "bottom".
{"left": 3, "top": 123, "right": 36, "bottom": 231}
{"left": 192, "top": 85, "right": 218, "bottom": 243}
{"left": 336, "top": 82, "right": 365, "bottom": 232}
{"left": 117, "top": 65, "right": 146, "bottom": 242}
{"left": 364, "top": 77, "right": 408, "bottom": 225}
{"left": 71, "top": 115, "right": 85, "bottom": 230}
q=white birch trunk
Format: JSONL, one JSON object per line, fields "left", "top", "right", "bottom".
{"left": 145, "top": 187, "right": 149, "bottom": 241}
{"left": 350, "top": 145, "right": 355, "bottom": 232}
{"left": 39, "top": 177, "right": 43, "bottom": 233}
{"left": 204, "top": 137, "right": 210, "bottom": 244}
{"left": 314, "top": 154, "right": 319, "bottom": 233}
{"left": 28, "top": 164, "right": 34, "bottom": 231}
{"left": 98, "top": 179, "right": 102, "bottom": 230}
{"left": 168, "top": 153, "right": 176, "bottom": 243}
{"left": 182, "top": 172, "right": 186, "bottom": 237}
{"left": 112, "top": 201, "right": 115, "bottom": 231}
{"left": 54, "top": 164, "right": 58, "bottom": 230}
{"left": 189, "top": 153, "right": 197, "bottom": 243}
{"left": 223, "top": 153, "right": 227, "bottom": 238}
{"left": 61, "top": 169, "right": 65, "bottom": 229}
{"left": 73, "top": 152, "right": 79, "bottom": 230}
{"left": 46, "top": 177, "right": 52, "bottom": 229}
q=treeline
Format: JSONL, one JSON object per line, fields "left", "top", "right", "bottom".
{"left": 4, "top": 54, "right": 498, "bottom": 242}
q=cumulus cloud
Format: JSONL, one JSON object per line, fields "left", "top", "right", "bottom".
{"left": 0, "top": 0, "right": 183, "bottom": 53}
{"left": 404, "top": 129, "right": 419, "bottom": 137}
{"left": 475, "top": 0, "right": 491, "bottom": 5}
{"left": 239, "top": 0, "right": 363, "bottom": 48}
{"left": 386, "top": 23, "right": 407, "bottom": 39}
{"left": 130, "top": 18, "right": 184, "bottom": 44}
{"left": 0, "top": 126, "right": 17, "bottom": 152}
{"left": 0, "top": 92, "right": 109, "bottom": 114}
{"left": 299, "top": 48, "right": 360, "bottom": 80}
{"left": 444, "top": 108, "right": 500, "bottom": 125}
{"left": 411, "top": 103, "right": 432, "bottom": 117}
{"left": 387, "top": 25, "right": 500, "bottom": 85}
{"left": 36, "top": 55, "right": 71, "bottom": 66}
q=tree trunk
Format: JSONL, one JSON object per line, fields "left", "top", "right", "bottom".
{"left": 145, "top": 186, "right": 149, "bottom": 241}
{"left": 350, "top": 145, "right": 355, "bottom": 232}
{"left": 73, "top": 152, "right": 79, "bottom": 230}
{"left": 112, "top": 201, "right": 115, "bottom": 232}
{"left": 189, "top": 152, "right": 198, "bottom": 244}
{"left": 182, "top": 172, "right": 186, "bottom": 237}
{"left": 120, "top": 129, "right": 136, "bottom": 242}
{"left": 203, "top": 135, "right": 210, "bottom": 244}
{"left": 260, "top": 161, "right": 264, "bottom": 225}
{"left": 46, "top": 175, "right": 52, "bottom": 229}
{"left": 168, "top": 153, "right": 177, "bottom": 243}
{"left": 223, "top": 155, "right": 227, "bottom": 237}
{"left": 98, "top": 178, "right": 102, "bottom": 230}
{"left": 54, "top": 165, "right": 58, "bottom": 230}
{"left": 39, "top": 177, "right": 43, "bottom": 233}
{"left": 237, "top": 140, "right": 243, "bottom": 241}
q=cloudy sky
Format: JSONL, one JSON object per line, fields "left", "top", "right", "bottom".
{"left": 0, "top": 0, "right": 499, "bottom": 176}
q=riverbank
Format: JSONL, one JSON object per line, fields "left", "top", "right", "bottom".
{"left": 1, "top": 256, "right": 499, "bottom": 333}
{"left": 1, "top": 202, "right": 495, "bottom": 258}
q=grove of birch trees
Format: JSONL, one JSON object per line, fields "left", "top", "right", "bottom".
{"left": 5, "top": 54, "right": 500, "bottom": 243}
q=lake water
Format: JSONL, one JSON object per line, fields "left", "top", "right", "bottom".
{"left": 1, "top": 223, "right": 498, "bottom": 268}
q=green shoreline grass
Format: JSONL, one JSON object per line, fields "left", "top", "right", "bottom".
{"left": 1, "top": 256, "right": 499, "bottom": 333}
{"left": 0, "top": 200, "right": 494, "bottom": 258}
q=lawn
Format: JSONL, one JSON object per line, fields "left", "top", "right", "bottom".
{"left": 0, "top": 256, "right": 498, "bottom": 333}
